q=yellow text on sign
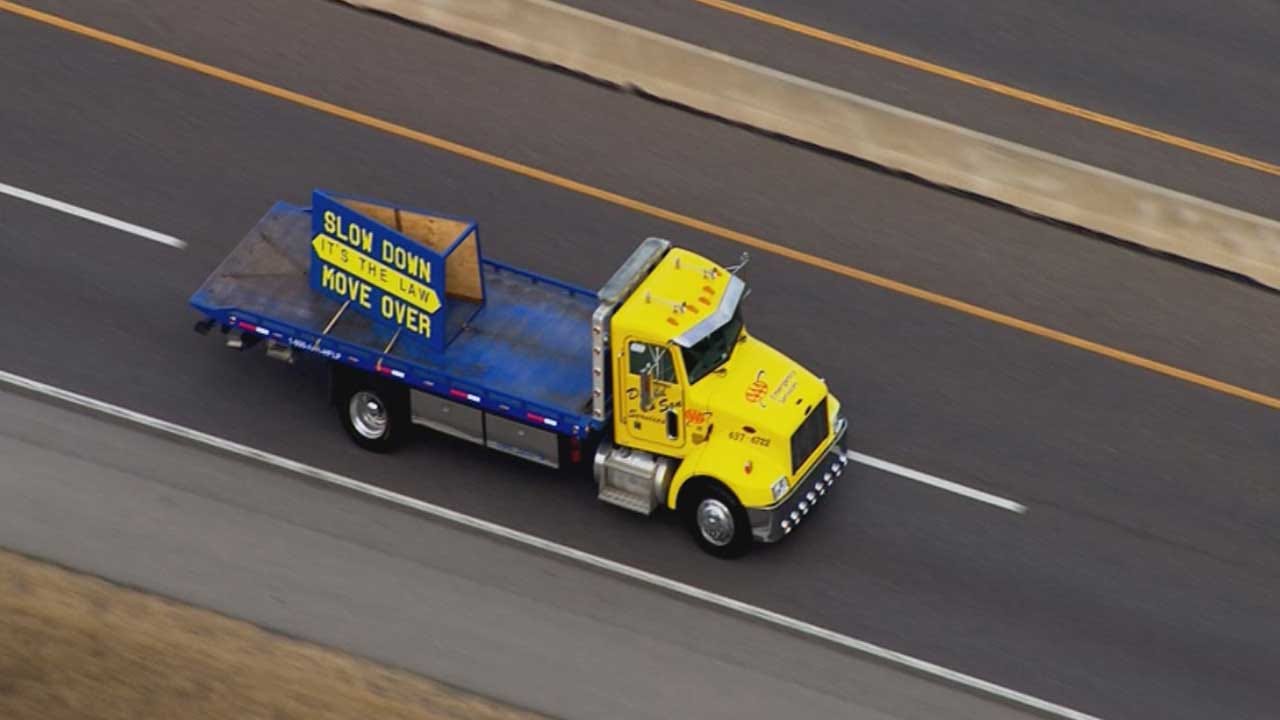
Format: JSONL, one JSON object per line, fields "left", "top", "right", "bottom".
{"left": 322, "top": 210, "right": 373, "bottom": 254}
{"left": 318, "top": 212, "right": 431, "bottom": 283}
{"left": 381, "top": 294, "right": 432, "bottom": 339}
{"left": 312, "top": 234, "right": 441, "bottom": 313}
{"left": 381, "top": 239, "right": 431, "bottom": 283}
{"left": 319, "top": 263, "right": 431, "bottom": 339}
{"left": 320, "top": 265, "right": 373, "bottom": 310}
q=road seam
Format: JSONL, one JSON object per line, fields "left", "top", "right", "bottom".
{"left": 693, "top": 0, "right": 1280, "bottom": 177}
{"left": 0, "top": 367, "right": 1098, "bottom": 720}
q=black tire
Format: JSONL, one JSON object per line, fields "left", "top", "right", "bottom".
{"left": 681, "top": 480, "right": 753, "bottom": 559}
{"left": 337, "top": 378, "right": 406, "bottom": 453}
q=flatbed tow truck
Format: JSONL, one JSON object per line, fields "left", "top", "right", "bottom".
{"left": 191, "top": 191, "right": 847, "bottom": 557}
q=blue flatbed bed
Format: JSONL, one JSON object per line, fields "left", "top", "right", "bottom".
{"left": 190, "top": 203, "right": 602, "bottom": 437}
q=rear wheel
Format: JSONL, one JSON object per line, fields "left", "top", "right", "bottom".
{"left": 682, "top": 481, "right": 752, "bottom": 558}
{"left": 338, "top": 380, "right": 405, "bottom": 453}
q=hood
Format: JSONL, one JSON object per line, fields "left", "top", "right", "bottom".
{"left": 688, "top": 333, "right": 828, "bottom": 439}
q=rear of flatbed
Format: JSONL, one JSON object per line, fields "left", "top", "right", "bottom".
{"left": 190, "top": 201, "right": 603, "bottom": 464}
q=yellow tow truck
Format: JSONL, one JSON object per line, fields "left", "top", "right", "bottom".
{"left": 593, "top": 238, "right": 849, "bottom": 556}
{"left": 191, "top": 192, "right": 848, "bottom": 557}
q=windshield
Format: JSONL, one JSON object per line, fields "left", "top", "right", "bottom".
{"left": 680, "top": 307, "right": 745, "bottom": 385}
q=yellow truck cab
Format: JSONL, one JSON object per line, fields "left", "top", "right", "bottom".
{"left": 592, "top": 238, "right": 849, "bottom": 557}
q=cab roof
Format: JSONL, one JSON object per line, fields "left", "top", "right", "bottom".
{"left": 613, "top": 247, "right": 744, "bottom": 346}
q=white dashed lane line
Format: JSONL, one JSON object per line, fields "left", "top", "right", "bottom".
{"left": 847, "top": 450, "right": 1027, "bottom": 514}
{"left": 0, "top": 180, "right": 187, "bottom": 249}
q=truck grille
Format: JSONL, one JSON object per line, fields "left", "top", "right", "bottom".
{"left": 790, "top": 397, "right": 829, "bottom": 475}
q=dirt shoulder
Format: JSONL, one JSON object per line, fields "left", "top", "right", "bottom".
{"left": 0, "top": 548, "right": 547, "bottom": 720}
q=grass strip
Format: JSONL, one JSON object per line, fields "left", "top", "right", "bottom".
{"left": 0, "top": 548, "right": 546, "bottom": 720}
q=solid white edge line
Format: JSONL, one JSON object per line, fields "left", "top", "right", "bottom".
{"left": 0, "top": 368, "right": 1096, "bottom": 720}
{"left": 0, "top": 180, "right": 187, "bottom": 249}
{"left": 847, "top": 450, "right": 1028, "bottom": 514}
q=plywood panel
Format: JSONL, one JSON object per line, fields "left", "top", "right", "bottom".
{"left": 445, "top": 229, "right": 483, "bottom": 303}
{"left": 340, "top": 199, "right": 398, "bottom": 231}
{"left": 397, "top": 209, "right": 470, "bottom": 254}
{"left": 337, "top": 198, "right": 482, "bottom": 303}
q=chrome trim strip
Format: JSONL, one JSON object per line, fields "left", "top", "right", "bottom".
{"left": 673, "top": 274, "right": 745, "bottom": 348}
{"left": 599, "top": 237, "right": 670, "bottom": 305}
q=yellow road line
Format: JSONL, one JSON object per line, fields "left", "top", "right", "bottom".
{"left": 3, "top": 0, "right": 1277, "bottom": 411}
{"left": 692, "top": 0, "right": 1280, "bottom": 178}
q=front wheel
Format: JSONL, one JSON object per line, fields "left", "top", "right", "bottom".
{"left": 338, "top": 381, "right": 405, "bottom": 453}
{"left": 684, "top": 482, "right": 753, "bottom": 558}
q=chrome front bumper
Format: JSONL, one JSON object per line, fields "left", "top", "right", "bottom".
{"left": 748, "top": 414, "right": 848, "bottom": 543}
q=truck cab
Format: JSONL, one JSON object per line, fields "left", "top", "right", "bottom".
{"left": 592, "top": 239, "right": 848, "bottom": 557}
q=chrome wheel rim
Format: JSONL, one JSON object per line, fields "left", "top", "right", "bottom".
{"left": 696, "top": 498, "right": 735, "bottom": 547}
{"left": 349, "top": 391, "right": 388, "bottom": 440}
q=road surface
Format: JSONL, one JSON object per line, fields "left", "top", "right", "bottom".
{"left": 2, "top": 2, "right": 1278, "bottom": 718}
{"left": 0, "top": 389, "right": 1049, "bottom": 720}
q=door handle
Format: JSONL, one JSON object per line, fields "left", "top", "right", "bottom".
{"left": 665, "top": 408, "right": 679, "bottom": 440}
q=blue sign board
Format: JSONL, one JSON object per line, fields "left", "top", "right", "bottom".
{"left": 308, "top": 190, "right": 448, "bottom": 352}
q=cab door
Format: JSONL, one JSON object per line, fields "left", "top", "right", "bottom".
{"left": 618, "top": 339, "right": 685, "bottom": 452}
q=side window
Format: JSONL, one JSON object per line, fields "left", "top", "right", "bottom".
{"left": 628, "top": 341, "right": 676, "bottom": 383}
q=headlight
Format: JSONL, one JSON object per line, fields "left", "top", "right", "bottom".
{"left": 771, "top": 475, "right": 789, "bottom": 502}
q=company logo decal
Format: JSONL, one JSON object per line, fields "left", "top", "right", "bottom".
{"left": 745, "top": 370, "right": 769, "bottom": 403}
{"left": 770, "top": 371, "right": 797, "bottom": 404}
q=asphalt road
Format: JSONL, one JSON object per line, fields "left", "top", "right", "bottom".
{"left": 0, "top": 389, "right": 1051, "bottom": 720}
{"left": 558, "top": 0, "right": 1280, "bottom": 217}
{"left": 2, "top": 2, "right": 1279, "bottom": 719}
